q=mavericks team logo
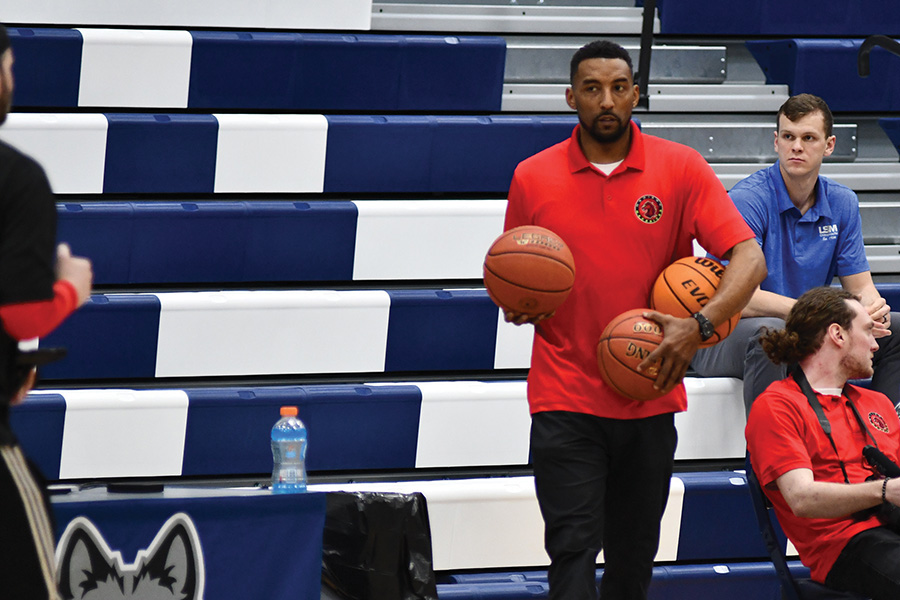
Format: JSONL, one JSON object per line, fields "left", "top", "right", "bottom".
{"left": 869, "top": 411, "right": 890, "bottom": 433}
{"left": 56, "top": 512, "right": 205, "bottom": 599}
{"left": 634, "top": 195, "right": 663, "bottom": 224}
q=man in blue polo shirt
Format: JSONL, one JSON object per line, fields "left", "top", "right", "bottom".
{"left": 692, "top": 94, "right": 900, "bottom": 414}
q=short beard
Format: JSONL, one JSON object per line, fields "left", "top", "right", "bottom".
{"left": 840, "top": 353, "right": 874, "bottom": 381}
{"left": 580, "top": 114, "right": 630, "bottom": 145}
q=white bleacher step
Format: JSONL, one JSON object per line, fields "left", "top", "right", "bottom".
{"left": 714, "top": 162, "right": 900, "bottom": 192}
{"left": 505, "top": 37, "right": 727, "bottom": 84}
{"left": 371, "top": 3, "right": 657, "bottom": 34}
{"left": 643, "top": 121, "right": 856, "bottom": 163}
{"left": 866, "top": 246, "right": 900, "bottom": 274}
{"left": 1, "top": 0, "right": 372, "bottom": 30}
{"left": 501, "top": 83, "right": 789, "bottom": 112}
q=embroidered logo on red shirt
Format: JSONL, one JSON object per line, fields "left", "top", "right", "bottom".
{"left": 634, "top": 195, "right": 663, "bottom": 224}
{"left": 869, "top": 411, "right": 890, "bottom": 433}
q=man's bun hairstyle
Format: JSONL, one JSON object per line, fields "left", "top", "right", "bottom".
{"left": 760, "top": 287, "right": 858, "bottom": 365}
{"left": 0, "top": 25, "right": 9, "bottom": 55}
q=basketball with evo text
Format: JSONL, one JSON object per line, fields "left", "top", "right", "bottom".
{"left": 597, "top": 308, "right": 665, "bottom": 402}
{"left": 650, "top": 256, "right": 739, "bottom": 347}
{"left": 483, "top": 225, "right": 576, "bottom": 316}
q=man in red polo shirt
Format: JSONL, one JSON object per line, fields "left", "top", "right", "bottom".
{"left": 503, "top": 40, "right": 766, "bottom": 600}
{"left": 747, "top": 286, "right": 900, "bottom": 599}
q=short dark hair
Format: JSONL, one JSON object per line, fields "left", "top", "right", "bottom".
{"left": 760, "top": 287, "right": 858, "bottom": 365}
{"left": 777, "top": 93, "right": 834, "bottom": 138}
{"left": 570, "top": 40, "right": 633, "bottom": 84}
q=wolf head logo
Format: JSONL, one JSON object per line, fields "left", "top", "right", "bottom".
{"left": 56, "top": 513, "right": 205, "bottom": 600}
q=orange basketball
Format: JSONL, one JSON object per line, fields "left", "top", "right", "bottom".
{"left": 483, "top": 225, "right": 575, "bottom": 316}
{"left": 650, "top": 256, "right": 739, "bottom": 347}
{"left": 597, "top": 309, "right": 665, "bottom": 402}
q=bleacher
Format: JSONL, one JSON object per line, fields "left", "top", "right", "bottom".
{"left": 1, "top": 0, "right": 899, "bottom": 598}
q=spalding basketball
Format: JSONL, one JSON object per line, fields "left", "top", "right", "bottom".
{"left": 650, "top": 256, "right": 739, "bottom": 347}
{"left": 483, "top": 225, "right": 576, "bottom": 316}
{"left": 597, "top": 309, "right": 665, "bottom": 402}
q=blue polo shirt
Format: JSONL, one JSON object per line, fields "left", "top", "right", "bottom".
{"left": 728, "top": 162, "right": 868, "bottom": 298}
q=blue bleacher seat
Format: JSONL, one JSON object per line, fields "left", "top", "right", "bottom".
{"left": 57, "top": 201, "right": 359, "bottom": 284}
{"left": 655, "top": 0, "right": 900, "bottom": 36}
{"left": 8, "top": 393, "right": 66, "bottom": 479}
{"left": 879, "top": 118, "right": 900, "bottom": 157}
{"left": 103, "top": 114, "right": 219, "bottom": 193}
{"left": 879, "top": 284, "right": 900, "bottom": 310}
{"left": 323, "top": 115, "right": 575, "bottom": 194}
{"left": 384, "top": 290, "right": 500, "bottom": 372}
{"left": 7, "top": 28, "right": 82, "bottom": 107}
{"left": 746, "top": 39, "right": 900, "bottom": 112}
{"left": 676, "top": 472, "right": 768, "bottom": 560}
{"left": 40, "top": 294, "right": 161, "bottom": 380}
{"left": 182, "top": 385, "right": 422, "bottom": 476}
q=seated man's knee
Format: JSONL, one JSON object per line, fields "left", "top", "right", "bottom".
{"left": 750, "top": 317, "right": 785, "bottom": 342}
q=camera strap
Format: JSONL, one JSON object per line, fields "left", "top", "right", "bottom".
{"left": 791, "top": 366, "right": 878, "bottom": 485}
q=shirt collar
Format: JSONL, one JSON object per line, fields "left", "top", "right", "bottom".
{"left": 567, "top": 121, "right": 644, "bottom": 175}
{"left": 770, "top": 161, "right": 832, "bottom": 222}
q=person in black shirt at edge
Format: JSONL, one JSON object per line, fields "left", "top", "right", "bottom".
{"left": 0, "top": 24, "right": 94, "bottom": 599}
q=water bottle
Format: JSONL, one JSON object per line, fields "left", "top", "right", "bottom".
{"left": 271, "top": 406, "right": 307, "bottom": 493}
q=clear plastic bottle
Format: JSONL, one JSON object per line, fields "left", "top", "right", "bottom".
{"left": 271, "top": 406, "right": 307, "bottom": 493}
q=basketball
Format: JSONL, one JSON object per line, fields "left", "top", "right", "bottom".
{"left": 596, "top": 309, "right": 665, "bottom": 402}
{"left": 650, "top": 256, "right": 739, "bottom": 347}
{"left": 483, "top": 225, "right": 576, "bottom": 316}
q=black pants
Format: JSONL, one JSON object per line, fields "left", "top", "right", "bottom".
{"left": 0, "top": 444, "right": 59, "bottom": 600}
{"left": 530, "top": 411, "right": 678, "bottom": 600}
{"left": 826, "top": 526, "right": 900, "bottom": 600}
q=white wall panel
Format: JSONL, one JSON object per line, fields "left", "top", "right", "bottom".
{"left": 154, "top": 290, "right": 391, "bottom": 377}
{"left": 677, "top": 377, "right": 746, "bottom": 460}
{"left": 352, "top": 200, "right": 506, "bottom": 280}
{"left": 213, "top": 114, "right": 328, "bottom": 193}
{"left": 493, "top": 310, "right": 534, "bottom": 369}
{"left": 2, "top": 0, "right": 372, "bottom": 30}
{"left": 414, "top": 381, "right": 530, "bottom": 468}
{"left": 44, "top": 389, "right": 189, "bottom": 479}
{"left": 0, "top": 114, "right": 108, "bottom": 194}
{"left": 76, "top": 29, "right": 193, "bottom": 108}
{"left": 310, "top": 475, "right": 685, "bottom": 570}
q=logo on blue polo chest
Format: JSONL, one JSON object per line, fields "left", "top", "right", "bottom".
{"left": 818, "top": 224, "right": 838, "bottom": 240}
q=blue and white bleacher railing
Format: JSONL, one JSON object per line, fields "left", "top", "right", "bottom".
{"left": 5, "top": 114, "right": 898, "bottom": 195}
{"left": 9, "top": 28, "right": 505, "bottom": 111}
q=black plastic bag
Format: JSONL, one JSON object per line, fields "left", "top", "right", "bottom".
{"left": 322, "top": 491, "right": 438, "bottom": 600}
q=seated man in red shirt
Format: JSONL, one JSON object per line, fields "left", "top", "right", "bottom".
{"left": 747, "top": 286, "right": 900, "bottom": 600}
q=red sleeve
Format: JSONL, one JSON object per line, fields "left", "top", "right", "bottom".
{"left": 504, "top": 168, "right": 531, "bottom": 231}
{"left": 746, "top": 384, "right": 815, "bottom": 488}
{"left": 0, "top": 280, "right": 79, "bottom": 340}
{"left": 683, "top": 151, "right": 755, "bottom": 259}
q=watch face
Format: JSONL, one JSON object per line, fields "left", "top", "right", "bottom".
{"left": 694, "top": 313, "right": 714, "bottom": 340}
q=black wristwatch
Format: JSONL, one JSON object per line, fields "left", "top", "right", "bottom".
{"left": 692, "top": 312, "right": 715, "bottom": 342}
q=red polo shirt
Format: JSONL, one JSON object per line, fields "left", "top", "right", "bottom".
{"left": 505, "top": 123, "right": 753, "bottom": 419}
{"left": 747, "top": 378, "right": 900, "bottom": 582}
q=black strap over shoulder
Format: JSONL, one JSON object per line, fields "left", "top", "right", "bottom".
{"left": 791, "top": 367, "right": 832, "bottom": 436}
{"left": 790, "top": 366, "right": 878, "bottom": 484}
